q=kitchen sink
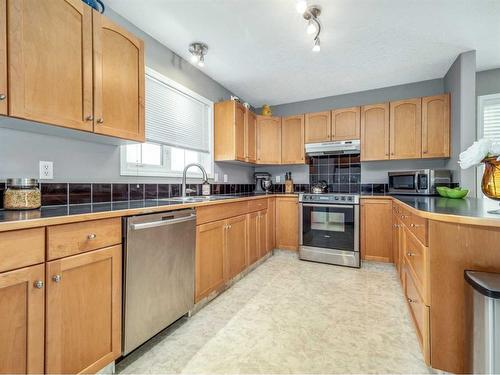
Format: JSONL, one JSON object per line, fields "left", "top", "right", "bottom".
{"left": 169, "top": 195, "right": 234, "bottom": 203}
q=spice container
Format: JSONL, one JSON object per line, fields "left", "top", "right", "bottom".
{"left": 3, "top": 178, "right": 41, "bottom": 210}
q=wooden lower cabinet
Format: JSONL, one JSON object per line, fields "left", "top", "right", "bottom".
{"left": 195, "top": 220, "right": 226, "bottom": 302}
{"left": 45, "top": 245, "right": 122, "bottom": 374}
{"left": 361, "top": 198, "right": 393, "bottom": 262}
{"left": 267, "top": 198, "right": 276, "bottom": 252}
{"left": 225, "top": 215, "right": 248, "bottom": 280}
{"left": 275, "top": 197, "right": 299, "bottom": 250}
{"left": 258, "top": 210, "right": 268, "bottom": 257}
{"left": 247, "top": 212, "right": 260, "bottom": 265}
{"left": 392, "top": 213, "right": 403, "bottom": 278}
{"left": 0, "top": 264, "right": 45, "bottom": 374}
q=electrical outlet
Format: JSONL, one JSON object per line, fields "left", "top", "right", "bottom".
{"left": 214, "top": 173, "right": 219, "bottom": 182}
{"left": 223, "top": 174, "right": 228, "bottom": 183}
{"left": 39, "top": 161, "right": 54, "bottom": 180}
{"left": 276, "top": 175, "right": 281, "bottom": 183}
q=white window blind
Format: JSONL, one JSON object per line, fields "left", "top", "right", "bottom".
{"left": 482, "top": 96, "right": 500, "bottom": 141}
{"left": 145, "top": 73, "right": 210, "bottom": 153}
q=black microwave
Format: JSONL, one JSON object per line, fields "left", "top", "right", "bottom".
{"left": 388, "top": 170, "right": 452, "bottom": 195}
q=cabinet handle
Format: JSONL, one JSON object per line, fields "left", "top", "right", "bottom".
{"left": 86, "top": 115, "right": 94, "bottom": 121}
{"left": 52, "top": 275, "right": 62, "bottom": 283}
{"left": 33, "top": 280, "right": 44, "bottom": 289}
{"left": 97, "top": 118, "right": 104, "bottom": 124}
{"left": 87, "top": 233, "right": 97, "bottom": 240}
{"left": 0, "top": 94, "right": 6, "bottom": 100}
{"left": 407, "top": 252, "right": 416, "bottom": 257}
{"left": 410, "top": 223, "right": 422, "bottom": 228}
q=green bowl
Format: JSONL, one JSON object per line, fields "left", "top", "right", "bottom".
{"left": 446, "top": 188, "right": 469, "bottom": 199}
{"left": 436, "top": 186, "right": 451, "bottom": 197}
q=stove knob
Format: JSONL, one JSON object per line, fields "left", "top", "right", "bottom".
{"left": 341, "top": 196, "right": 346, "bottom": 201}
{"left": 334, "top": 196, "right": 339, "bottom": 200}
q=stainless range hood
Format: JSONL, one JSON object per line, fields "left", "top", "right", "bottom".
{"left": 305, "top": 140, "right": 360, "bottom": 156}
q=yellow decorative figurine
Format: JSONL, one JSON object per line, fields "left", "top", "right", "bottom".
{"left": 261, "top": 104, "right": 272, "bottom": 116}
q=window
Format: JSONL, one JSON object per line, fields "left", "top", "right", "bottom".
{"left": 477, "top": 93, "right": 500, "bottom": 198}
{"left": 121, "top": 68, "right": 213, "bottom": 178}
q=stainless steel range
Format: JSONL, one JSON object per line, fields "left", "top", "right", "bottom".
{"left": 299, "top": 193, "right": 360, "bottom": 268}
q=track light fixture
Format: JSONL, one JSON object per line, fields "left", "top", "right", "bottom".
{"left": 297, "top": 3, "right": 322, "bottom": 52}
{"left": 188, "top": 42, "right": 208, "bottom": 67}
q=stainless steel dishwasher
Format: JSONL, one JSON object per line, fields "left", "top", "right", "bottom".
{"left": 123, "top": 209, "right": 196, "bottom": 355}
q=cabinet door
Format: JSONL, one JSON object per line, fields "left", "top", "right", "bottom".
{"left": 257, "top": 115, "right": 281, "bottom": 164}
{"left": 267, "top": 198, "right": 276, "bottom": 252}
{"left": 281, "top": 115, "right": 305, "bottom": 164}
{"left": 93, "top": 12, "right": 145, "bottom": 141}
{"left": 360, "top": 103, "right": 389, "bottom": 161}
{"left": 45, "top": 245, "right": 121, "bottom": 374}
{"left": 305, "top": 111, "right": 331, "bottom": 143}
{"left": 8, "top": 0, "right": 93, "bottom": 131}
{"left": 392, "top": 214, "right": 400, "bottom": 272}
{"left": 275, "top": 197, "right": 299, "bottom": 251}
{"left": 361, "top": 199, "right": 392, "bottom": 262}
{"left": 234, "top": 103, "right": 246, "bottom": 161}
{"left": 225, "top": 215, "right": 247, "bottom": 280}
{"left": 390, "top": 98, "right": 422, "bottom": 159}
{"left": 0, "top": 0, "right": 7, "bottom": 115}
{"left": 258, "top": 210, "right": 268, "bottom": 258}
{"left": 0, "top": 264, "right": 44, "bottom": 374}
{"left": 245, "top": 109, "right": 257, "bottom": 163}
{"left": 422, "top": 94, "right": 450, "bottom": 158}
{"left": 331, "top": 107, "right": 360, "bottom": 140}
{"left": 195, "top": 220, "right": 225, "bottom": 302}
{"left": 247, "top": 212, "right": 259, "bottom": 265}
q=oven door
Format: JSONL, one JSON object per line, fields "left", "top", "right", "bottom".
{"left": 300, "top": 203, "right": 359, "bottom": 252}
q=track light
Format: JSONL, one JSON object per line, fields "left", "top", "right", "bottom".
{"left": 312, "top": 37, "right": 320, "bottom": 52}
{"left": 296, "top": 0, "right": 307, "bottom": 14}
{"left": 188, "top": 42, "right": 208, "bottom": 68}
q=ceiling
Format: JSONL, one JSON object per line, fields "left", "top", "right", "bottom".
{"left": 106, "top": 0, "right": 500, "bottom": 107}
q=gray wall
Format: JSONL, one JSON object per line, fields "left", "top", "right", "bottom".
{"left": 444, "top": 51, "right": 477, "bottom": 195}
{"left": 0, "top": 8, "right": 254, "bottom": 184}
{"left": 476, "top": 68, "right": 500, "bottom": 97}
{"left": 257, "top": 79, "right": 447, "bottom": 183}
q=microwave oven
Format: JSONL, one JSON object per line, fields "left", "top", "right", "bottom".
{"left": 388, "top": 169, "right": 452, "bottom": 195}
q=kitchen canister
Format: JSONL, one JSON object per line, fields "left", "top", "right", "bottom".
{"left": 3, "top": 178, "right": 41, "bottom": 210}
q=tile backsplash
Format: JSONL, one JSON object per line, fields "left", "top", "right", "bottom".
{"left": 308, "top": 154, "right": 361, "bottom": 193}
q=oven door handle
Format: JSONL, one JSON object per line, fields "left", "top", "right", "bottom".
{"left": 301, "top": 203, "right": 355, "bottom": 209}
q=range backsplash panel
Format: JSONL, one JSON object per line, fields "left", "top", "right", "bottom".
{"left": 308, "top": 154, "right": 361, "bottom": 194}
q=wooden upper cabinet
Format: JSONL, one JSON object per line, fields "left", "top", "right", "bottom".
{"left": 245, "top": 109, "right": 257, "bottom": 163}
{"left": 361, "top": 198, "right": 393, "bottom": 262}
{"left": 281, "top": 115, "right": 305, "bottom": 164}
{"left": 8, "top": 0, "right": 94, "bottom": 131}
{"left": 390, "top": 98, "right": 422, "bottom": 160}
{"left": 361, "top": 103, "right": 390, "bottom": 161}
{"left": 305, "top": 111, "right": 331, "bottom": 143}
{"left": 214, "top": 100, "right": 247, "bottom": 162}
{"left": 422, "top": 94, "right": 450, "bottom": 158}
{"left": 45, "top": 245, "right": 122, "bottom": 374}
{"left": 93, "top": 11, "right": 145, "bottom": 142}
{"left": 0, "top": 0, "right": 7, "bottom": 116}
{"left": 0, "top": 264, "right": 45, "bottom": 374}
{"left": 225, "top": 215, "right": 247, "bottom": 280}
{"left": 195, "top": 220, "right": 225, "bottom": 302}
{"left": 257, "top": 115, "right": 281, "bottom": 164}
{"left": 331, "top": 107, "right": 360, "bottom": 141}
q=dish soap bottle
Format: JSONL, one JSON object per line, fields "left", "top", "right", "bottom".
{"left": 202, "top": 178, "right": 211, "bottom": 196}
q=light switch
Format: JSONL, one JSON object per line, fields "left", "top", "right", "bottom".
{"left": 276, "top": 175, "right": 281, "bottom": 183}
{"left": 223, "top": 174, "right": 228, "bottom": 183}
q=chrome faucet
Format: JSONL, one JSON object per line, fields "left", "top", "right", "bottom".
{"left": 182, "top": 163, "right": 208, "bottom": 198}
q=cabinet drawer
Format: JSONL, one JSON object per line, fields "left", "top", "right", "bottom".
{"left": 47, "top": 218, "right": 121, "bottom": 260}
{"left": 0, "top": 228, "right": 45, "bottom": 273}
{"left": 408, "top": 213, "right": 428, "bottom": 246}
{"left": 196, "top": 201, "right": 249, "bottom": 225}
{"left": 403, "top": 227, "right": 429, "bottom": 304}
{"left": 248, "top": 198, "right": 268, "bottom": 212}
{"left": 404, "top": 261, "right": 431, "bottom": 365}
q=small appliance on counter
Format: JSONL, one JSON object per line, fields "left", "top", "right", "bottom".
{"left": 388, "top": 169, "right": 452, "bottom": 195}
{"left": 254, "top": 172, "right": 273, "bottom": 193}
{"left": 285, "top": 172, "right": 294, "bottom": 193}
{"left": 3, "top": 178, "right": 41, "bottom": 210}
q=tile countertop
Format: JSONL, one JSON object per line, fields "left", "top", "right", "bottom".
{"left": 362, "top": 193, "right": 500, "bottom": 226}
{"left": 0, "top": 193, "right": 298, "bottom": 232}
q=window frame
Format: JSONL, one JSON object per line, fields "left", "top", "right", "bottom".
{"left": 476, "top": 93, "right": 500, "bottom": 199}
{"left": 120, "top": 67, "right": 214, "bottom": 179}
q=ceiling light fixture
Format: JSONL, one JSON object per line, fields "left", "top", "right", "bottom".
{"left": 188, "top": 42, "right": 208, "bottom": 68}
{"left": 296, "top": 0, "right": 307, "bottom": 14}
{"left": 303, "top": 5, "right": 322, "bottom": 52}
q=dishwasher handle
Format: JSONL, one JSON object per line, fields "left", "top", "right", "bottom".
{"left": 130, "top": 214, "right": 196, "bottom": 230}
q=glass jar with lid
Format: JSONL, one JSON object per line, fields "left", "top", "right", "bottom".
{"left": 3, "top": 178, "right": 41, "bottom": 210}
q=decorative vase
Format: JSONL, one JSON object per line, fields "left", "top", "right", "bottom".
{"left": 261, "top": 104, "right": 272, "bottom": 116}
{"left": 481, "top": 157, "right": 500, "bottom": 214}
